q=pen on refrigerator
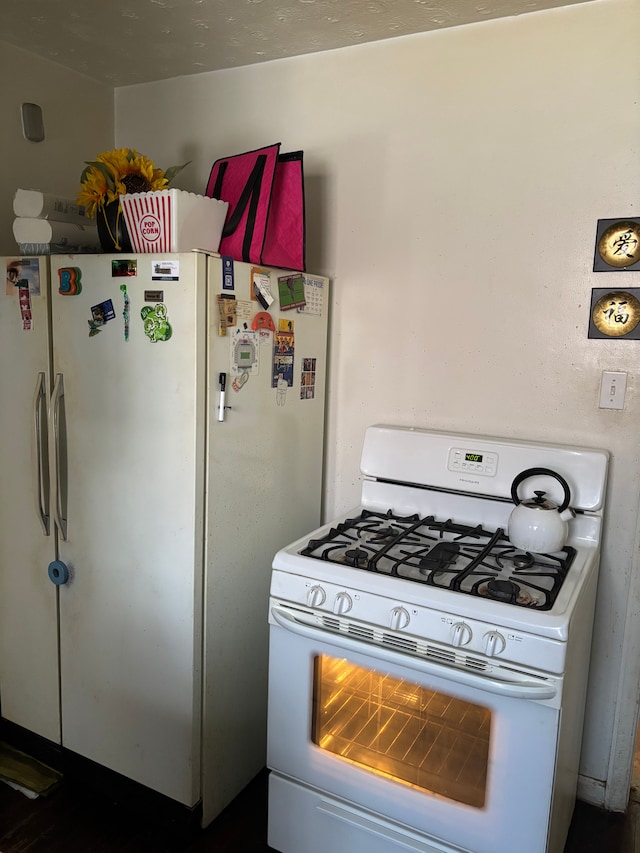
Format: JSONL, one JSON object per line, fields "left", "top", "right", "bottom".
{"left": 218, "top": 372, "right": 227, "bottom": 422}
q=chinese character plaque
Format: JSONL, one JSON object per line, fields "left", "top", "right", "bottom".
{"left": 593, "top": 218, "right": 640, "bottom": 272}
{"left": 588, "top": 288, "right": 640, "bottom": 340}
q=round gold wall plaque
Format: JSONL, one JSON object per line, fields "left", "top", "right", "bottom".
{"left": 592, "top": 290, "right": 640, "bottom": 337}
{"left": 597, "top": 221, "right": 640, "bottom": 268}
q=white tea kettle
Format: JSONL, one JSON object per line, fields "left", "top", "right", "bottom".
{"left": 508, "top": 467, "right": 575, "bottom": 553}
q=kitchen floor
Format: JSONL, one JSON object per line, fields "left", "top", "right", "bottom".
{"left": 0, "top": 768, "right": 637, "bottom": 853}
{"left": 0, "top": 769, "right": 272, "bottom": 852}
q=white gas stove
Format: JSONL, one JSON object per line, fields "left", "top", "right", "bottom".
{"left": 267, "top": 425, "right": 609, "bottom": 853}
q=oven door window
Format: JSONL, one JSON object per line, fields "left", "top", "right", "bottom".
{"left": 312, "top": 654, "right": 491, "bottom": 808}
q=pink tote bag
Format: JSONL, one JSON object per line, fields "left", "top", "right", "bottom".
{"left": 206, "top": 143, "right": 306, "bottom": 271}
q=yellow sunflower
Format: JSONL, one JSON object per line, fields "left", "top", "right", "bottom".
{"left": 78, "top": 148, "right": 188, "bottom": 218}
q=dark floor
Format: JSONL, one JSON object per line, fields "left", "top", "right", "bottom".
{"left": 0, "top": 770, "right": 273, "bottom": 852}
{"left": 0, "top": 768, "right": 636, "bottom": 852}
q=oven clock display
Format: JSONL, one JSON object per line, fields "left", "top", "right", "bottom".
{"left": 448, "top": 447, "right": 498, "bottom": 476}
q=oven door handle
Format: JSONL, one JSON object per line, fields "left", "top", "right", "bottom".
{"left": 270, "top": 606, "right": 557, "bottom": 701}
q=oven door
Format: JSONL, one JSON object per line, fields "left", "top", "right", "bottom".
{"left": 267, "top": 603, "right": 562, "bottom": 853}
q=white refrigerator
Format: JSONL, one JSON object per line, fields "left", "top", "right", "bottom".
{"left": 0, "top": 251, "right": 329, "bottom": 824}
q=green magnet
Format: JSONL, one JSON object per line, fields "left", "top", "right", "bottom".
{"left": 141, "top": 303, "right": 172, "bottom": 343}
{"left": 120, "top": 284, "right": 130, "bottom": 341}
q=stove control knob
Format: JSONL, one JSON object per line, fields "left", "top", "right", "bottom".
{"left": 483, "top": 631, "right": 506, "bottom": 657}
{"left": 307, "top": 585, "right": 326, "bottom": 608}
{"left": 333, "top": 592, "right": 353, "bottom": 615}
{"left": 389, "top": 606, "right": 410, "bottom": 630}
{"left": 451, "top": 622, "right": 472, "bottom": 647}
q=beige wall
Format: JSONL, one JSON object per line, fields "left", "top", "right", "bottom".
{"left": 115, "top": 0, "right": 640, "bottom": 806}
{"left": 0, "top": 0, "right": 636, "bottom": 809}
{"left": 0, "top": 41, "right": 114, "bottom": 255}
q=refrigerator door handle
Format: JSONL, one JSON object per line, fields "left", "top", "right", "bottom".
{"left": 49, "top": 372, "right": 67, "bottom": 541}
{"left": 32, "top": 371, "right": 50, "bottom": 535}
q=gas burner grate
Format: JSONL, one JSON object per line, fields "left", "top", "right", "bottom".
{"left": 301, "top": 509, "right": 576, "bottom": 610}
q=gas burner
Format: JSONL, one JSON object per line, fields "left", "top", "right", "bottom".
{"left": 512, "top": 552, "right": 535, "bottom": 569}
{"left": 371, "top": 525, "right": 401, "bottom": 539}
{"left": 369, "top": 526, "right": 404, "bottom": 547}
{"left": 479, "top": 578, "right": 542, "bottom": 608}
{"left": 344, "top": 548, "right": 370, "bottom": 569}
{"left": 486, "top": 579, "right": 520, "bottom": 603}
{"left": 300, "top": 509, "right": 576, "bottom": 610}
{"left": 418, "top": 542, "right": 460, "bottom": 574}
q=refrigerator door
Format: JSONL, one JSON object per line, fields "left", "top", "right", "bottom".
{"left": 0, "top": 257, "right": 60, "bottom": 742}
{"left": 201, "top": 257, "right": 329, "bottom": 824}
{"left": 48, "top": 253, "right": 206, "bottom": 805}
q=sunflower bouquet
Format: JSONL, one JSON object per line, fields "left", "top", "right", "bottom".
{"left": 78, "top": 148, "right": 188, "bottom": 249}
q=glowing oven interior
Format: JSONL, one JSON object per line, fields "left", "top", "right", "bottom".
{"left": 312, "top": 655, "right": 491, "bottom": 808}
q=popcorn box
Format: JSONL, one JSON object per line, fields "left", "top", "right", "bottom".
{"left": 120, "top": 189, "right": 228, "bottom": 253}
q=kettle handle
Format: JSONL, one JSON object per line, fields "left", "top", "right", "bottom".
{"left": 511, "top": 467, "right": 571, "bottom": 512}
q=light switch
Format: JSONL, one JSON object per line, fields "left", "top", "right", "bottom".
{"left": 599, "top": 371, "right": 627, "bottom": 410}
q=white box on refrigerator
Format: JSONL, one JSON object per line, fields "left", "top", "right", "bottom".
{"left": 121, "top": 189, "right": 228, "bottom": 253}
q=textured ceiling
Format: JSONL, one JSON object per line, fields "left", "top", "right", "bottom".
{"left": 1, "top": 0, "right": 594, "bottom": 88}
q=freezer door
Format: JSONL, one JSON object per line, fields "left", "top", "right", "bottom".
{"left": 201, "top": 257, "right": 329, "bottom": 824}
{"left": 0, "top": 257, "right": 60, "bottom": 742}
{"left": 48, "top": 253, "right": 206, "bottom": 805}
